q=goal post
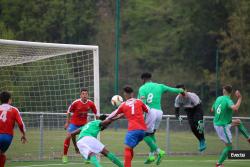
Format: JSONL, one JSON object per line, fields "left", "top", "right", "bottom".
{"left": 0, "top": 39, "right": 100, "bottom": 115}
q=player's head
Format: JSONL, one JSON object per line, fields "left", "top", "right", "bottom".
{"left": 0, "top": 91, "right": 12, "bottom": 104}
{"left": 176, "top": 84, "right": 185, "bottom": 90}
{"left": 99, "top": 114, "right": 111, "bottom": 131}
{"left": 141, "top": 72, "right": 152, "bottom": 84}
{"left": 123, "top": 86, "right": 134, "bottom": 100}
{"left": 223, "top": 85, "right": 233, "bottom": 95}
{"left": 80, "top": 88, "right": 88, "bottom": 101}
{"left": 176, "top": 84, "right": 186, "bottom": 96}
{"left": 99, "top": 114, "right": 108, "bottom": 121}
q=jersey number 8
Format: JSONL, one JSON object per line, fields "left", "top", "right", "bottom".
{"left": 147, "top": 93, "right": 154, "bottom": 104}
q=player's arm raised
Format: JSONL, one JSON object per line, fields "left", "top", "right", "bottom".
{"left": 162, "top": 84, "right": 184, "bottom": 94}
{"left": 230, "top": 90, "right": 242, "bottom": 112}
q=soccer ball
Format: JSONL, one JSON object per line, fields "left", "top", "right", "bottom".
{"left": 111, "top": 95, "right": 123, "bottom": 107}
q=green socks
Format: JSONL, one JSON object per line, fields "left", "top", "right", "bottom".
{"left": 218, "top": 145, "right": 232, "bottom": 164}
{"left": 107, "top": 152, "right": 124, "bottom": 167}
{"left": 144, "top": 136, "right": 158, "bottom": 152}
{"left": 239, "top": 122, "right": 250, "bottom": 139}
{"left": 90, "top": 156, "right": 102, "bottom": 167}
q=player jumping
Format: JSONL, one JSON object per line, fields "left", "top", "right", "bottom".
{"left": 174, "top": 84, "right": 206, "bottom": 152}
{"left": 67, "top": 115, "right": 123, "bottom": 167}
{"left": 62, "top": 88, "right": 99, "bottom": 163}
{"left": 108, "top": 86, "right": 149, "bottom": 167}
{"left": 0, "top": 91, "right": 27, "bottom": 167}
{"left": 138, "top": 72, "right": 184, "bottom": 164}
{"left": 211, "top": 85, "right": 250, "bottom": 167}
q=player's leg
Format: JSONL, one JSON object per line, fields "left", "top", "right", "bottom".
{"left": 193, "top": 105, "right": 206, "bottom": 151}
{"left": 101, "top": 147, "right": 123, "bottom": 167}
{"left": 62, "top": 123, "right": 81, "bottom": 163}
{"left": 0, "top": 134, "right": 13, "bottom": 167}
{"left": 214, "top": 124, "right": 232, "bottom": 166}
{"left": 186, "top": 108, "right": 206, "bottom": 151}
{"left": 124, "top": 130, "right": 145, "bottom": 167}
{"left": 77, "top": 136, "right": 103, "bottom": 167}
{"left": 232, "top": 119, "right": 250, "bottom": 142}
{"left": 153, "top": 110, "right": 165, "bottom": 165}
{"left": 143, "top": 109, "right": 158, "bottom": 164}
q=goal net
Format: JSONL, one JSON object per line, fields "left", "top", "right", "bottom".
{"left": 0, "top": 39, "right": 100, "bottom": 114}
{"left": 0, "top": 39, "right": 100, "bottom": 160}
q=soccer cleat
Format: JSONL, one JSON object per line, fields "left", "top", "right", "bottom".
{"left": 85, "top": 159, "right": 91, "bottom": 164}
{"left": 248, "top": 137, "right": 250, "bottom": 143}
{"left": 62, "top": 155, "right": 68, "bottom": 163}
{"left": 156, "top": 150, "right": 165, "bottom": 165}
{"left": 199, "top": 139, "right": 207, "bottom": 152}
{"left": 144, "top": 156, "right": 155, "bottom": 164}
{"left": 215, "top": 163, "right": 224, "bottom": 167}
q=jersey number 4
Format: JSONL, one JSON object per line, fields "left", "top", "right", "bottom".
{"left": 0, "top": 110, "right": 7, "bottom": 122}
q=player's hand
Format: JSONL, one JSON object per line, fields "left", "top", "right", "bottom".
{"left": 235, "top": 90, "right": 241, "bottom": 99}
{"left": 178, "top": 116, "right": 183, "bottom": 125}
{"left": 21, "top": 135, "right": 27, "bottom": 144}
{"left": 64, "top": 123, "right": 69, "bottom": 130}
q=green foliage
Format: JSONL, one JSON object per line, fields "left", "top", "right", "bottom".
{"left": 0, "top": 0, "right": 250, "bottom": 115}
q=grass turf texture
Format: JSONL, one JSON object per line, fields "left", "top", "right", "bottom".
{"left": 6, "top": 129, "right": 250, "bottom": 166}
{"left": 7, "top": 157, "right": 250, "bottom": 167}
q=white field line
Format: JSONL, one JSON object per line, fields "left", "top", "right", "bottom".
{"left": 14, "top": 159, "right": 250, "bottom": 167}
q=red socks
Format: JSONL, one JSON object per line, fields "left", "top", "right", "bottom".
{"left": 124, "top": 147, "right": 133, "bottom": 167}
{"left": 63, "top": 138, "right": 71, "bottom": 155}
{"left": 0, "top": 154, "right": 6, "bottom": 167}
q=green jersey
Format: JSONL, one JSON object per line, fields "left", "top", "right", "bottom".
{"left": 212, "top": 96, "right": 234, "bottom": 126}
{"left": 138, "top": 81, "right": 183, "bottom": 110}
{"left": 77, "top": 120, "right": 101, "bottom": 141}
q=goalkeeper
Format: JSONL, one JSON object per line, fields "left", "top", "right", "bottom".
{"left": 174, "top": 84, "right": 206, "bottom": 152}
{"left": 67, "top": 115, "right": 123, "bottom": 167}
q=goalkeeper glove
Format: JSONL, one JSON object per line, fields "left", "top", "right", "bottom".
{"left": 197, "top": 120, "right": 204, "bottom": 134}
{"left": 178, "top": 116, "right": 183, "bottom": 125}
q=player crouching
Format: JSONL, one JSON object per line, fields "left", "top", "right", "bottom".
{"left": 66, "top": 115, "right": 123, "bottom": 167}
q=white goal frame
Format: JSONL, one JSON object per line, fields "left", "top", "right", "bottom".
{"left": 0, "top": 39, "right": 100, "bottom": 115}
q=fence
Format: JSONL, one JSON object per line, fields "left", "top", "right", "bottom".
{"left": 8, "top": 112, "right": 250, "bottom": 161}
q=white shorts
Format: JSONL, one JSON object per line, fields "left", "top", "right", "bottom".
{"left": 77, "top": 136, "right": 105, "bottom": 159}
{"left": 214, "top": 124, "right": 232, "bottom": 144}
{"left": 145, "top": 108, "right": 163, "bottom": 133}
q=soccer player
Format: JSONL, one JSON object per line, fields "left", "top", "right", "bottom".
{"left": 62, "top": 88, "right": 99, "bottom": 163}
{"left": 174, "top": 84, "right": 206, "bottom": 152}
{"left": 108, "top": 86, "right": 148, "bottom": 167}
{"left": 0, "top": 91, "right": 27, "bottom": 167}
{"left": 67, "top": 115, "right": 123, "bottom": 167}
{"left": 211, "top": 85, "right": 250, "bottom": 167}
{"left": 138, "top": 72, "right": 184, "bottom": 164}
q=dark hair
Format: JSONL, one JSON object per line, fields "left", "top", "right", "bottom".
{"left": 176, "top": 84, "right": 185, "bottom": 90}
{"left": 223, "top": 85, "right": 233, "bottom": 94}
{"left": 0, "top": 91, "right": 11, "bottom": 104}
{"left": 99, "top": 114, "right": 107, "bottom": 121}
{"left": 80, "top": 88, "right": 88, "bottom": 93}
{"left": 123, "top": 86, "right": 134, "bottom": 94}
{"left": 141, "top": 72, "right": 152, "bottom": 80}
